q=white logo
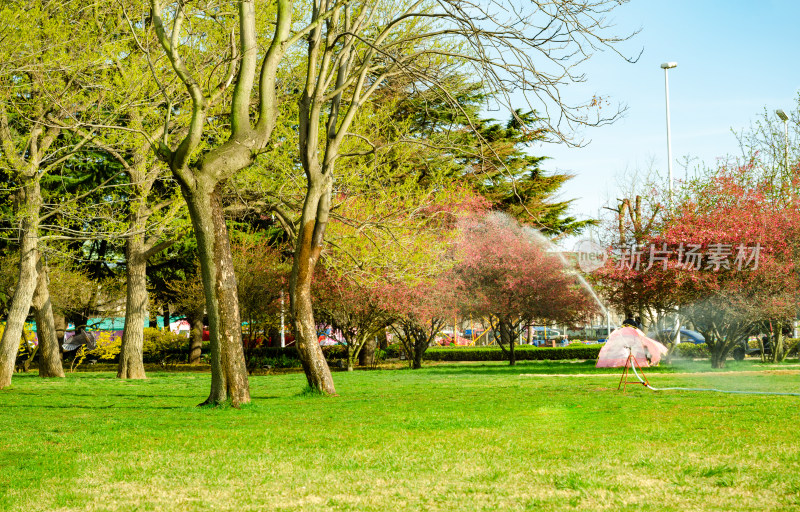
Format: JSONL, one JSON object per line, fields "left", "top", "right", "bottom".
{"left": 574, "top": 239, "right": 607, "bottom": 273}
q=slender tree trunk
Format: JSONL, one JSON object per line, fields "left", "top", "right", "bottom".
{"left": 187, "top": 313, "right": 204, "bottom": 364}
{"left": 53, "top": 312, "right": 66, "bottom": 354}
{"left": 184, "top": 183, "right": 250, "bottom": 406}
{"left": 412, "top": 332, "right": 426, "bottom": 370}
{"left": 31, "top": 257, "right": 64, "bottom": 378}
{"left": 118, "top": 230, "right": 148, "bottom": 379}
{"left": 0, "top": 178, "right": 42, "bottom": 389}
{"left": 346, "top": 345, "right": 355, "bottom": 372}
{"left": 290, "top": 180, "right": 336, "bottom": 394}
{"left": 499, "top": 319, "right": 516, "bottom": 366}
{"left": 771, "top": 324, "right": 785, "bottom": 363}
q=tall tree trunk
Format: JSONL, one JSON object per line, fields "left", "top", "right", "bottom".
{"left": 184, "top": 183, "right": 250, "bottom": 406}
{"left": 0, "top": 178, "right": 42, "bottom": 389}
{"left": 118, "top": 229, "right": 148, "bottom": 379}
{"left": 31, "top": 257, "right": 64, "bottom": 378}
{"left": 290, "top": 181, "right": 336, "bottom": 394}
{"left": 187, "top": 312, "right": 204, "bottom": 364}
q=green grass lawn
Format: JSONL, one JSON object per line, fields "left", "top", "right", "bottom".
{"left": 1, "top": 360, "right": 799, "bottom": 511}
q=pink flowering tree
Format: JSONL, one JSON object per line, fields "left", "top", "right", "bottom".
{"left": 453, "top": 213, "right": 597, "bottom": 365}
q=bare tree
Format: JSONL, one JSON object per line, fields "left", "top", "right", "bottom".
{"left": 144, "top": 0, "right": 324, "bottom": 405}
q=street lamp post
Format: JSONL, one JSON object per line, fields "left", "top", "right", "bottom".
{"left": 660, "top": 62, "right": 677, "bottom": 204}
{"left": 776, "top": 109, "right": 789, "bottom": 175}
{"left": 280, "top": 290, "right": 286, "bottom": 348}
{"left": 661, "top": 61, "right": 679, "bottom": 347}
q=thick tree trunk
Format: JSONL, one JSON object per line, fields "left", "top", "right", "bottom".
{"left": 290, "top": 182, "right": 336, "bottom": 394}
{"left": 359, "top": 335, "right": 376, "bottom": 367}
{"left": 118, "top": 231, "right": 148, "bottom": 379}
{"left": 184, "top": 182, "right": 250, "bottom": 406}
{"left": 187, "top": 313, "right": 204, "bottom": 364}
{"left": 711, "top": 349, "right": 727, "bottom": 369}
{"left": 0, "top": 179, "right": 42, "bottom": 389}
{"left": 31, "top": 257, "right": 64, "bottom": 378}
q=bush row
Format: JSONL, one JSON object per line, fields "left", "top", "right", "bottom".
{"left": 89, "top": 334, "right": 605, "bottom": 365}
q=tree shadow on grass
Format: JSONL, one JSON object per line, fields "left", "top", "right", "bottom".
{"left": 419, "top": 360, "right": 680, "bottom": 376}
{"left": 418, "top": 359, "right": 773, "bottom": 376}
{"left": 0, "top": 403, "right": 186, "bottom": 410}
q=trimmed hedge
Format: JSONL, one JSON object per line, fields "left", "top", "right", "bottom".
{"left": 246, "top": 345, "right": 348, "bottom": 359}
{"left": 391, "top": 344, "right": 602, "bottom": 362}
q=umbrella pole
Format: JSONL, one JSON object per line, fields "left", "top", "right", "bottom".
{"left": 617, "top": 354, "right": 632, "bottom": 391}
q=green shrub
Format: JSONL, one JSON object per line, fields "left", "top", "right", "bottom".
{"left": 786, "top": 338, "right": 800, "bottom": 356}
{"left": 384, "top": 344, "right": 402, "bottom": 358}
{"left": 247, "top": 354, "right": 302, "bottom": 370}
{"left": 673, "top": 343, "right": 710, "bottom": 358}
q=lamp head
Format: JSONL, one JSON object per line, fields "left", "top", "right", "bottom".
{"left": 776, "top": 109, "right": 789, "bottom": 122}
{"left": 660, "top": 62, "right": 678, "bottom": 69}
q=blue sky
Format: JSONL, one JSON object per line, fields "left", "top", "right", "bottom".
{"left": 530, "top": 0, "right": 800, "bottom": 232}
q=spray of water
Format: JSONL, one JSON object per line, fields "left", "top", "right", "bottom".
{"left": 524, "top": 226, "right": 609, "bottom": 318}
{"left": 482, "top": 211, "right": 609, "bottom": 318}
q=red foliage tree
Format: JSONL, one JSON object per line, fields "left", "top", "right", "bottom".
{"left": 596, "top": 163, "right": 800, "bottom": 367}
{"left": 312, "top": 268, "right": 392, "bottom": 371}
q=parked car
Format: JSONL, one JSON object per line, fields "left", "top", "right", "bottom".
{"left": 647, "top": 328, "right": 706, "bottom": 345}
{"left": 732, "top": 335, "right": 773, "bottom": 361}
